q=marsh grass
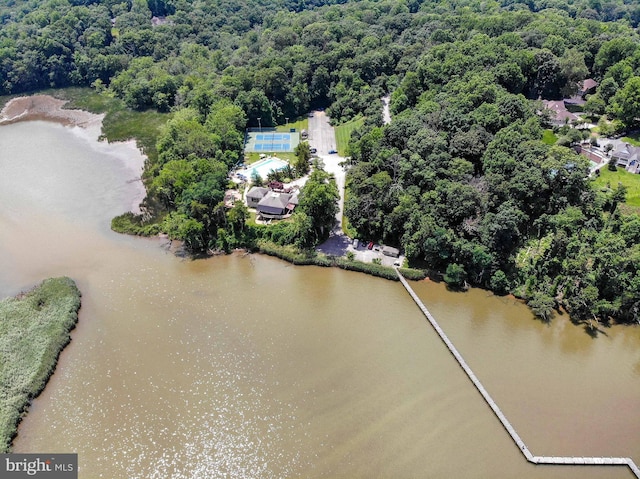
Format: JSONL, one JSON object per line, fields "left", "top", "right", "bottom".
{"left": 0, "top": 277, "right": 81, "bottom": 452}
{"left": 42, "top": 87, "right": 169, "bottom": 163}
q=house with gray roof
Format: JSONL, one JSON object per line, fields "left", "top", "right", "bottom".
{"left": 246, "top": 186, "right": 270, "bottom": 207}
{"left": 612, "top": 144, "right": 638, "bottom": 166}
{"left": 611, "top": 143, "right": 640, "bottom": 173}
{"left": 256, "top": 191, "right": 296, "bottom": 219}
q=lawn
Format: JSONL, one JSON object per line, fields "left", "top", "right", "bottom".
{"left": 0, "top": 277, "right": 81, "bottom": 452}
{"left": 542, "top": 129, "right": 558, "bottom": 145}
{"left": 244, "top": 152, "right": 296, "bottom": 164}
{"left": 622, "top": 131, "right": 640, "bottom": 147}
{"left": 276, "top": 116, "right": 308, "bottom": 134}
{"left": 592, "top": 167, "right": 640, "bottom": 208}
{"left": 335, "top": 116, "right": 364, "bottom": 156}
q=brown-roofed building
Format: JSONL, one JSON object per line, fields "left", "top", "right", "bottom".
{"left": 542, "top": 100, "right": 580, "bottom": 126}
{"left": 581, "top": 79, "right": 598, "bottom": 99}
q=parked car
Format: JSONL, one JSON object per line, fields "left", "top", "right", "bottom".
{"left": 310, "top": 147, "right": 317, "bottom": 154}
{"left": 353, "top": 239, "right": 359, "bottom": 248}
{"left": 328, "top": 149, "right": 337, "bottom": 154}
{"left": 367, "top": 241, "right": 374, "bottom": 250}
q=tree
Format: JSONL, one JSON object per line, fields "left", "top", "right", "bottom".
{"left": 162, "top": 212, "right": 205, "bottom": 252}
{"left": 594, "top": 38, "right": 638, "bottom": 75}
{"left": 293, "top": 142, "right": 311, "bottom": 176}
{"left": 251, "top": 170, "right": 264, "bottom": 186}
{"left": 156, "top": 109, "right": 221, "bottom": 166}
{"left": 490, "top": 270, "right": 510, "bottom": 295}
{"left": 528, "top": 291, "right": 555, "bottom": 321}
{"left": 584, "top": 94, "right": 606, "bottom": 116}
{"left": 235, "top": 89, "right": 274, "bottom": 127}
{"left": 298, "top": 169, "right": 339, "bottom": 239}
{"left": 559, "top": 48, "right": 588, "bottom": 97}
{"left": 205, "top": 100, "right": 247, "bottom": 161}
{"left": 533, "top": 49, "right": 562, "bottom": 99}
{"left": 227, "top": 202, "right": 249, "bottom": 236}
{"left": 444, "top": 263, "right": 467, "bottom": 289}
{"left": 610, "top": 76, "right": 640, "bottom": 127}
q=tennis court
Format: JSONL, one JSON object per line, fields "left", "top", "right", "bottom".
{"left": 245, "top": 131, "right": 300, "bottom": 153}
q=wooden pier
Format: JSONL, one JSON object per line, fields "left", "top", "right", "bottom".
{"left": 396, "top": 271, "right": 640, "bottom": 478}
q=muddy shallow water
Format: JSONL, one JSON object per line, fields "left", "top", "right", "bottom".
{"left": 1, "top": 120, "right": 639, "bottom": 478}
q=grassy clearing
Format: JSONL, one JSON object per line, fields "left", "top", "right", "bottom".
{"left": 622, "top": 132, "right": 640, "bottom": 147}
{"left": 244, "top": 151, "right": 296, "bottom": 164}
{"left": 592, "top": 167, "right": 640, "bottom": 207}
{"left": 276, "top": 116, "right": 308, "bottom": 133}
{"left": 0, "top": 277, "right": 81, "bottom": 452}
{"left": 42, "top": 87, "right": 169, "bottom": 162}
{"left": 335, "top": 116, "right": 364, "bottom": 156}
{"left": 542, "top": 129, "right": 558, "bottom": 145}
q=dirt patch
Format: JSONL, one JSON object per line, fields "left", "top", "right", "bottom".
{"left": 0, "top": 95, "right": 104, "bottom": 131}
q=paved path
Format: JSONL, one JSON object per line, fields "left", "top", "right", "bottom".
{"left": 396, "top": 270, "right": 640, "bottom": 478}
{"left": 308, "top": 110, "right": 348, "bottom": 253}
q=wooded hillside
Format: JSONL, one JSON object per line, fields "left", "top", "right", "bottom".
{"left": 2, "top": 0, "right": 640, "bottom": 323}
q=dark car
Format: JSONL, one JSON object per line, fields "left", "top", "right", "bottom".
{"left": 329, "top": 149, "right": 337, "bottom": 154}
{"left": 310, "top": 147, "right": 317, "bottom": 154}
{"left": 367, "top": 241, "right": 374, "bottom": 250}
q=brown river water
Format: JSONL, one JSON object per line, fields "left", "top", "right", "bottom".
{"left": 1, "top": 120, "right": 639, "bottom": 478}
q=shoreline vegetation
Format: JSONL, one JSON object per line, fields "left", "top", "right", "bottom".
{"left": 0, "top": 0, "right": 638, "bottom": 326}
{"left": 1, "top": 89, "right": 637, "bottom": 328}
{"left": 256, "top": 240, "right": 428, "bottom": 281}
{"left": 0, "top": 277, "right": 81, "bottom": 453}
{"left": 0, "top": 91, "right": 426, "bottom": 281}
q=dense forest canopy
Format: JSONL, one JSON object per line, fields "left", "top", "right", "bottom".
{"left": 2, "top": 0, "right": 640, "bottom": 121}
{"left": 2, "top": 0, "right": 640, "bottom": 324}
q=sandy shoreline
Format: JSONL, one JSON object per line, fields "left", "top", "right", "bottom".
{"left": 0, "top": 95, "right": 104, "bottom": 130}
{"left": 0, "top": 95, "right": 147, "bottom": 214}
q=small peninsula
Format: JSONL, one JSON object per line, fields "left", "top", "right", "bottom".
{"left": 0, "top": 277, "right": 81, "bottom": 453}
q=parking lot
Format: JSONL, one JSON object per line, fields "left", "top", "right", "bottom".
{"left": 347, "top": 241, "right": 404, "bottom": 267}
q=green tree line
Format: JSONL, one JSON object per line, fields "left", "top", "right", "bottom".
{"left": 2, "top": 0, "right": 640, "bottom": 323}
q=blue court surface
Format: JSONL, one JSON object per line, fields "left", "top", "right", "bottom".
{"left": 245, "top": 131, "right": 299, "bottom": 153}
{"left": 255, "top": 133, "right": 292, "bottom": 141}
{"left": 255, "top": 143, "right": 291, "bottom": 151}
